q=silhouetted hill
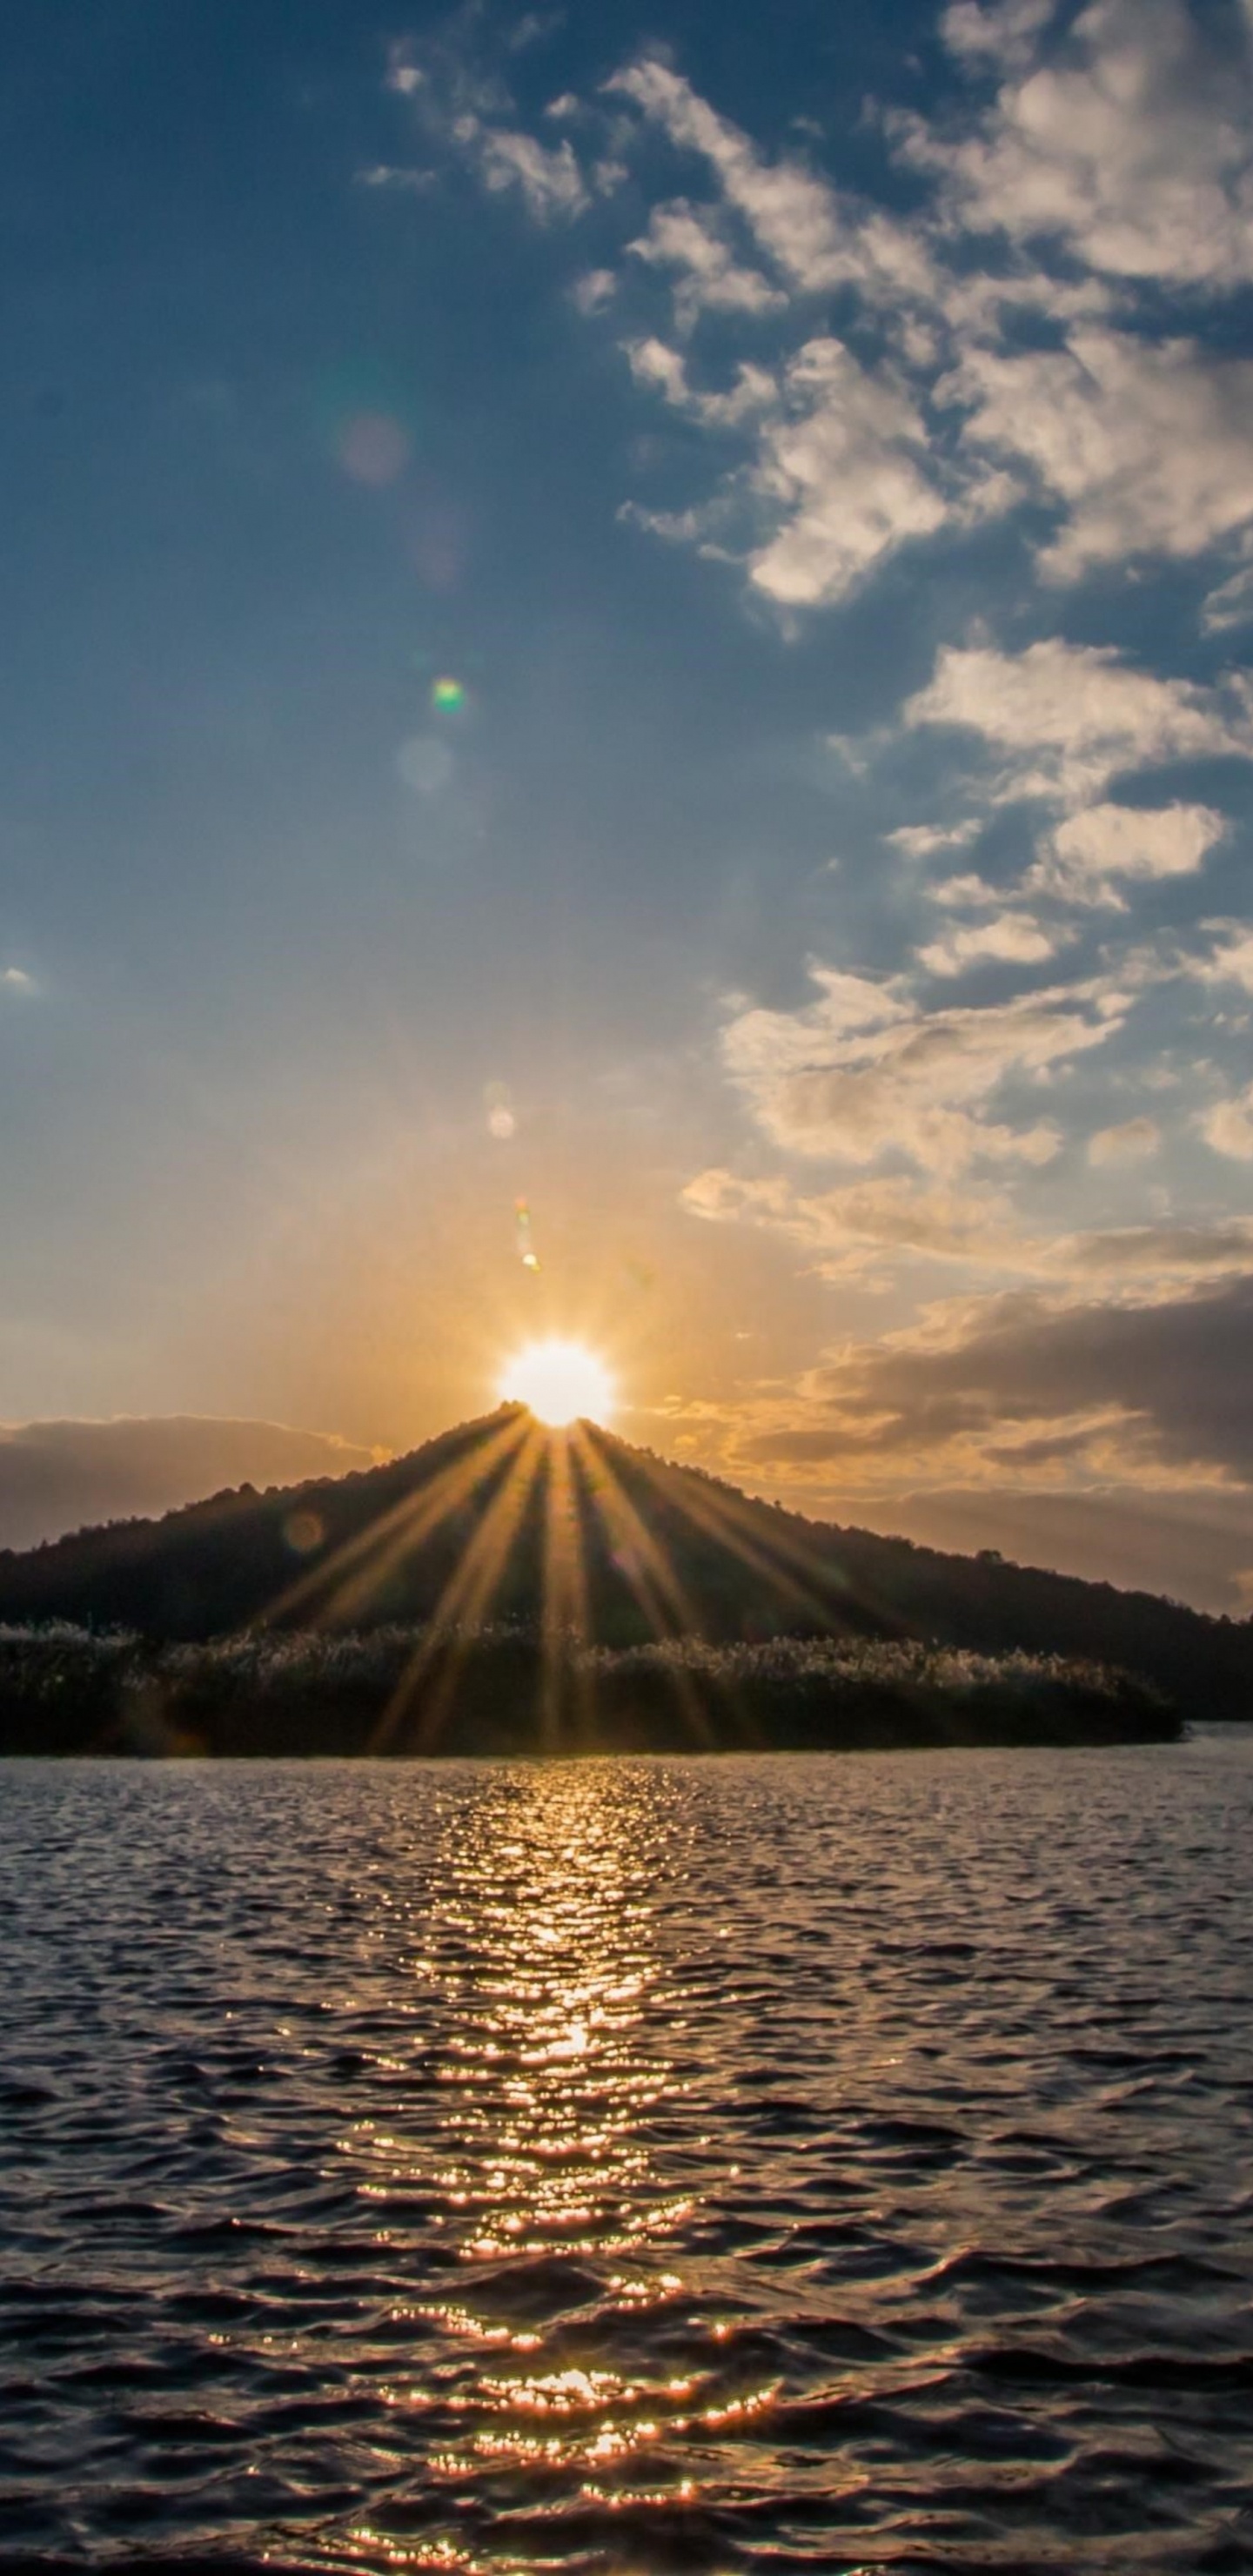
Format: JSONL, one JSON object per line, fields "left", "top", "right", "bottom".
{"left": 0, "top": 1406, "right": 1248, "bottom": 1718}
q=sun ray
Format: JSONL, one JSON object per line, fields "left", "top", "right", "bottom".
{"left": 261, "top": 1412, "right": 528, "bottom": 1632}
{"left": 630, "top": 1440, "right": 910, "bottom": 1640}
{"left": 627, "top": 1449, "right": 849, "bottom": 1638}
{"left": 371, "top": 1423, "right": 546, "bottom": 1753}
{"left": 572, "top": 1427, "right": 697, "bottom": 1637}
{"left": 571, "top": 1426, "right": 719, "bottom": 1748}
{"left": 540, "top": 1429, "right": 593, "bottom": 1751}
{"left": 318, "top": 1415, "right": 529, "bottom": 1632}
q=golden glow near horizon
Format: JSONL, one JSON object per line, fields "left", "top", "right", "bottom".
{"left": 498, "top": 1338, "right": 616, "bottom": 1428}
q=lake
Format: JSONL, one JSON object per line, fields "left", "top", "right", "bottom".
{"left": 1, "top": 1742, "right": 1250, "bottom": 2573}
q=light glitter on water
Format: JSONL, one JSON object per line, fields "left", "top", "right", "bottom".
{"left": 1, "top": 1741, "right": 1250, "bottom": 2573}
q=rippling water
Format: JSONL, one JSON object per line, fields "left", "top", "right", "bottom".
{"left": 2, "top": 1744, "right": 1251, "bottom": 2574}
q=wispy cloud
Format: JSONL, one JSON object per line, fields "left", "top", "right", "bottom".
{"left": 716, "top": 962, "right": 1127, "bottom": 1176}
{"left": 904, "top": 641, "right": 1253, "bottom": 807}
{"left": 1201, "top": 1083, "right": 1253, "bottom": 1162}
{"left": 366, "top": 4, "right": 1253, "bottom": 1591}
{"left": 453, "top": 116, "right": 588, "bottom": 219}
{"left": 1088, "top": 1116, "right": 1160, "bottom": 1167}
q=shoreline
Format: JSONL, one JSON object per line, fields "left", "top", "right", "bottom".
{"left": 0, "top": 1620, "right": 1181, "bottom": 1755}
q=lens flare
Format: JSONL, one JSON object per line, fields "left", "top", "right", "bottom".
{"left": 338, "top": 412, "right": 411, "bottom": 486}
{"left": 431, "top": 675, "right": 466, "bottom": 714}
{"left": 515, "top": 1198, "right": 539, "bottom": 1271}
{"left": 397, "top": 733, "right": 453, "bottom": 795}
{"left": 499, "top": 1340, "right": 616, "bottom": 1428}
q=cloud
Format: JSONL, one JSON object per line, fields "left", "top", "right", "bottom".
{"left": 914, "top": 0, "right": 1253, "bottom": 289}
{"left": 886, "top": 821, "right": 983, "bottom": 859}
{"left": 944, "top": 331, "right": 1253, "bottom": 580}
{"left": 0, "top": 1416, "right": 385, "bottom": 1556}
{"left": 739, "top": 1272, "right": 1253, "bottom": 1489}
{"left": 626, "top": 332, "right": 951, "bottom": 607}
{"left": 742, "top": 339, "right": 951, "bottom": 606}
{"left": 571, "top": 267, "right": 616, "bottom": 313}
{"left": 1, "top": 967, "right": 35, "bottom": 991}
{"left": 1195, "top": 923, "right": 1253, "bottom": 992}
{"left": 385, "top": 44, "right": 425, "bottom": 97}
{"left": 607, "top": 55, "right": 935, "bottom": 305}
{"left": 1028, "top": 800, "right": 1226, "bottom": 907}
{"left": 627, "top": 198, "right": 786, "bottom": 329}
{"left": 452, "top": 117, "right": 588, "bottom": 219}
{"left": 1087, "top": 1115, "right": 1160, "bottom": 1166}
{"left": 717, "top": 961, "right": 1126, "bottom": 1175}
{"left": 1201, "top": 1082, "right": 1253, "bottom": 1161}
{"left": 409, "top": 26, "right": 1253, "bottom": 634}
{"left": 354, "top": 164, "right": 436, "bottom": 193}
{"left": 940, "top": 0, "right": 1056, "bottom": 74}
{"left": 916, "top": 909, "right": 1064, "bottom": 976}
{"left": 1203, "top": 544, "right": 1253, "bottom": 634}
{"left": 905, "top": 639, "right": 1253, "bottom": 806}
{"left": 684, "top": 1164, "right": 1252, "bottom": 1285}
{"left": 681, "top": 1165, "right": 1026, "bottom": 1273}
{"left": 926, "top": 872, "right": 1002, "bottom": 907}
{"left": 1058, "top": 1220, "right": 1253, "bottom": 1275}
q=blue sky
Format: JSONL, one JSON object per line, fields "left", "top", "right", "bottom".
{"left": 3, "top": 0, "right": 1253, "bottom": 1607}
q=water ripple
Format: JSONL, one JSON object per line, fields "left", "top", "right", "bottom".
{"left": 0, "top": 1741, "right": 1251, "bottom": 2572}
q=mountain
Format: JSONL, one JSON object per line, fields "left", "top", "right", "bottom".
{"left": 0, "top": 1406, "right": 1248, "bottom": 1718}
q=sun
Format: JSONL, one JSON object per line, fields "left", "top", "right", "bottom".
{"left": 498, "top": 1338, "right": 616, "bottom": 1428}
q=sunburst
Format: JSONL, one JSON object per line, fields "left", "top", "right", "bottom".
{"left": 253, "top": 1364, "right": 860, "bottom": 1750}
{"left": 498, "top": 1338, "right": 616, "bottom": 1428}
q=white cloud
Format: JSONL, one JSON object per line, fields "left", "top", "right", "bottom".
{"left": 1195, "top": 923, "right": 1253, "bottom": 992}
{"left": 571, "top": 267, "right": 616, "bottom": 314}
{"left": 1, "top": 967, "right": 34, "bottom": 991}
{"left": 627, "top": 198, "right": 786, "bottom": 329}
{"left": 1201, "top": 1083, "right": 1253, "bottom": 1160}
{"left": 944, "top": 331, "right": 1253, "bottom": 580}
{"left": 917, "top": 910, "right": 1063, "bottom": 976}
{"left": 905, "top": 639, "right": 1253, "bottom": 806}
{"left": 385, "top": 45, "right": 425, "bottom": 96}
{"left": 927, "top": 872, "right": 1002, "bottom": 907}
{"left": 453, "top": 117, "right": 589, "bottom": 220}
{"left": 744, "top": 339, "right": 948, "bottom": 606}
{"left": 1088, "top": 1115, "right": 1160, "bottom": 1166}
{"left": 941, "top": 0, "right": 1056, "bottom": 74}
{"left": 718, "top": 962, "right": 1125, "bottom": 1174}
{"left": 354, "top": 164, "right": 436, "bottom": 193}
{"left": 608, "top": 55, "right": 936, "bottom": 306}
{"left": 886, "top": 820, "right": 982, "bottom": 859}
{"left": 624, "top": 332, "right": 951, "bottom": 606}
{"left": 916, "top": 0, "right": 1253, "bottom": 289}
{"left": 1029, "top": 800, "right": 1226, "bottom": 907}
{"left": 1203, "top": 550, "right": 1253, "bottom": 634}
{"left": 625, "top": 336, "right": 774, "bottom": 425}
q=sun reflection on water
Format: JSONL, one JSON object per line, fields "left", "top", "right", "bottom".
{"left": 345, "top": 1761, "right": 767, "bottom": 2546}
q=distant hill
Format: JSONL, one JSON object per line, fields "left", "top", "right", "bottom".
{"left": 0, "top": 1405, "right": 1248, "bottom": 1720}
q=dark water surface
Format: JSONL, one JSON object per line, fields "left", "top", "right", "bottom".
{"left": 1, "top": 1744, "right": 1251, "bottom": 2574}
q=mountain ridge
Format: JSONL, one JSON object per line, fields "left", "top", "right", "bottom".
{"left": 0, "top": 1406, "right": 1248, "bottom": 1718}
